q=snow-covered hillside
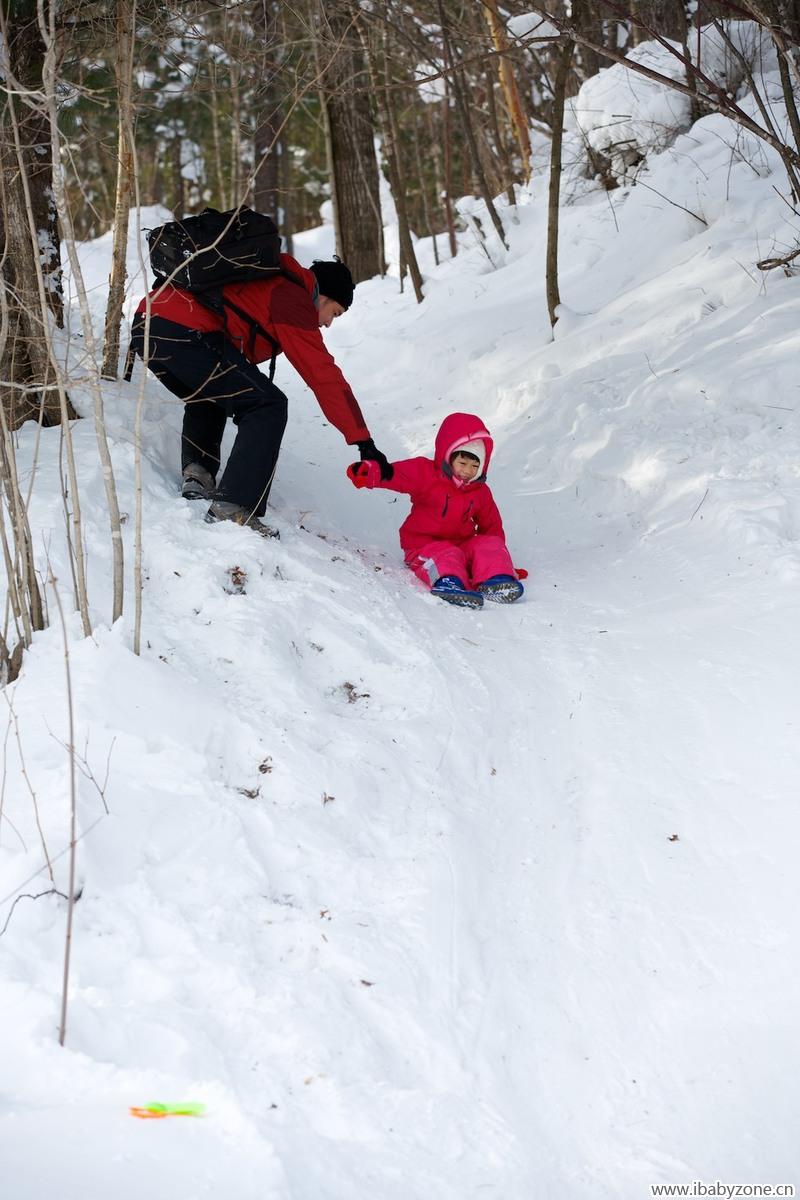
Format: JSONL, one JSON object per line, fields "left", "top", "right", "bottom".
{"left": 1, "top": 42, "right": 799, "bottom": 1199}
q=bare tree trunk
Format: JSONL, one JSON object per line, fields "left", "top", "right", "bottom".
{"left": 413, "top": 114, "right": 439, "bottom": 265}
{"left": 4, "top": 0, "right": 63, "bottom": 326}
{"left": 572, "top": 6, "right": 603, "bottom": 81}
{"left": 231, "top": 65, "right": 243, "bottom": 205}
{"left": 777, "top": 44, "right": 800, "bottom": 155}
{"left": 126, "top": 113, "right": 150, "bottom": 655}
{"left": 440, "top": 87, "right": 458, "bottom": 258}
{"left": 678, "top": 5, "right": 701, "bottom": 125}
{"left": 148, "top": 140, "right": 162, "bottom": 206}
{"left": 253, "top": 1, "right": 282, "bottom": 218}
{"left": 210, "top": 66, "right": 228, "bottom": 209}
{"left": 41, "top": 2, "right": 124, "bottom": 630}
{"left": 101, "top": 0, "right": 137, "bottom": 380}
{"left": 316, "top": 1, "right": 383, "bottom": 282}
{"left": 485, "top": 65, "right": 517, "bottom": 207}
{"left": 317, "top": 58, "right": 340, "bottom": 239}
{"left": 171, "top": 128, "right": 184, "bottom": 217}
{"left": 379, "top": 23, "right": 423, "bottom": 299}
{"left": 748, "top": 0, "right": 800, "bottom": 153}
{"left": 630, "top": 0, "right": 686, "bottom": 45}
{"left": 254, "top": 96, "right": 282, "bottom": 218}
{"left": 425, "top": 105, "right": 446, "bottom": 263}
{"left": 0, "top": 399, "right": 45, "bottom": 681}
{"left": 546, "top": 39, "right": 575, "bottom": 329}
{"left": 354, "top": 13, "right": 421, "bottom": 297}
{"left": 484, "top": 0, "right": 532, "bottom": 178}
{"left": 0, "top": 0, "right": 72, "bottom": 428}
{"left": 436, "top": 0, "right": 508, "bottom": 250}
{"left": 52, "top": 575, "right": 77, "bottom": 1046}
{"left": 281, "top": 132, "right": 294, "bottom": 253}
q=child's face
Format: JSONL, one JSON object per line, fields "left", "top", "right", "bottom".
{"left": 450, "top": 452, "right": 480, "bottom": 481}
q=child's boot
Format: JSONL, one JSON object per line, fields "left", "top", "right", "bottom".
{"left": 477, "top": 574, "right": 524, "bottom": 603}
{"left": 430, "top": 575, "right": 484, "bottom": 609}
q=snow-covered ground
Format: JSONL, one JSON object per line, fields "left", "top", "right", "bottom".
{"left": 2, "top": 37, "right": 799, "bottom": 1199}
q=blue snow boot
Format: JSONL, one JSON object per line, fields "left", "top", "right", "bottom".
{"left": 477, "top": 574, "right": 524, "bottom": 603}
{"left": 430, "top": 575, "right": 484, "bottom": 609}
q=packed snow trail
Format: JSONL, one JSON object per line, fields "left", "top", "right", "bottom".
{"left": 9, "top": 380, "right": 784, "bottom": 1200}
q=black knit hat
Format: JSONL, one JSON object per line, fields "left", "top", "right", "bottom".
{"left": 310, "top": 257, "right": 355, "bottom": 310}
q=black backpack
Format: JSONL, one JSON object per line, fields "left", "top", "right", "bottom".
{"left": 144, "top": 206, "right": 289, "bottom": 379}
{"left": 147, "top": 206, "right": 281, "bottom": 289}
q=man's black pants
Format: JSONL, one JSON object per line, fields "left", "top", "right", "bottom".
{"left": 130, "top": 314, "right": 288, "bottom": 516}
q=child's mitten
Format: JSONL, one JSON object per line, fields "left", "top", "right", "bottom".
{"left": 356, "top": 438, "right": 394, "bottom": 480}
{"left": 347, "top": 461, "right": 382, "bottom": 489}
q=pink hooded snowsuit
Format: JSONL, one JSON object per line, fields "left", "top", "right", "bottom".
{"left": 359, "top": 412, "right": 518, "bottom": 588}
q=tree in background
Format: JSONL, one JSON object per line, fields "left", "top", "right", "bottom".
{"left": 100, "top": 0, "right": 137, "bottom": 380}
{"left": 6, "top": 0, "right": 800, "bottom": 387}
{"left": 0, "top": 0, "right": 73, "bottom": 427}
{"left": 314, "top": 0, "right": 384, "bottom": 282}
{"left": 252, "top": 1, "right": 285, "bottom": 227}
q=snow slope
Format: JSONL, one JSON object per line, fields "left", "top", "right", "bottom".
{"left": 2, "top": 43, "right": 799, "bottom": 1199}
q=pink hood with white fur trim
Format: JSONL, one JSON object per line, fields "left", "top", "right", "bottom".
{"left": 434, "top": 412, "right": 494, "bottom": 484}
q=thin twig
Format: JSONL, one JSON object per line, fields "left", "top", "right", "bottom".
{"left": 0, "top": 813, "right": 105, "bottom": 909}
{"left": 0, "top": 693, "right": 27, "bottom": 851}
{"left": 757, "top": 245, "right": 800, "bottom": 271}
{"left": 48, "top": 571, "right": 77, "bottom": 1048}
{"left": 618, "top": 171, "right": 707, "bottom": 225}
{"left": 2, "top": 690, "right": 53, "bottom": 879}
{"left": 45, "top": 723, "right": 114, "bottom": 815}
{"left": 690, "top": 488, "right": 710, "bottom": 521}
{"left": 0, "top": 888, "right": 68, "bottom": 938}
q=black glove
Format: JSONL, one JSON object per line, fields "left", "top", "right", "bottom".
{"left": 356, "top": 438, "right": 393, "bottom": 481}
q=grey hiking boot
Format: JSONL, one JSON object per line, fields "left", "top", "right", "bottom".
{"left": 204, "top": 499, "right": 280, "bottom": 539}
{"left": 181, "top": 463, "right": 216, "bottom": 501}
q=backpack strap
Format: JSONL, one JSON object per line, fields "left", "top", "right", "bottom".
{"left": 195, "top": 268, "right": 308, "bottom": 383}
{"left": 217, "top": 295, "right": 281, "bottom": 381}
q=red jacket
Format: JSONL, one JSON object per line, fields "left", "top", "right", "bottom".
{"left": 369, "top": 412, "right": 507, "bottom": 557}
{"left": 136, "top": 253, "right": 369, "bottom": 444}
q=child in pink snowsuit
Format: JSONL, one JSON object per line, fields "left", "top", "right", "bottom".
{"left": 347, "top": 412, "right": 523, "bottom": 608}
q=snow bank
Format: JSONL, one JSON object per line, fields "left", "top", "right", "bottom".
{"left": 567, "top": 21, "right": 782, "bottom": 186}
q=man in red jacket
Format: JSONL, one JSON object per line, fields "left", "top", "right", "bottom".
{"left": 130, "top": 255, "right": 392, "bottom": 537}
